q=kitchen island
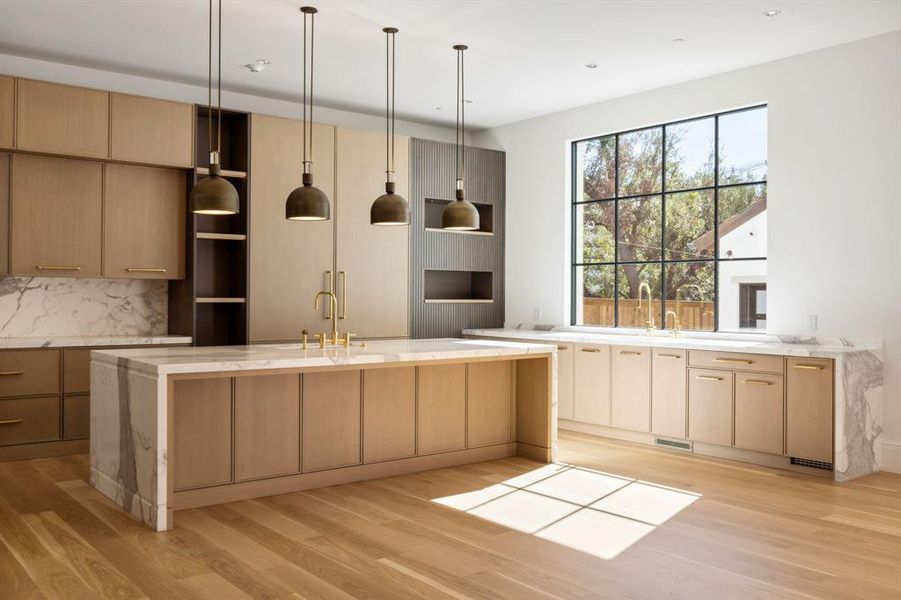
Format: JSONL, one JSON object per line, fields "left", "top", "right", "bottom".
{"left": 90, "top": 339, "right": 556, "bottom": 531}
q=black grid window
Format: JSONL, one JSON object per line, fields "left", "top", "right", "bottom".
{"left": 571, "top": 105, "right": 767, "bottom": 332}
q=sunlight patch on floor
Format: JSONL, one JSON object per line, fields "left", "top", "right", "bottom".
{"left": 432, "top": 464, "right": 701, "bottom": 559}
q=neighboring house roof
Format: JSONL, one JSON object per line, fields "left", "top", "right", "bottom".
{"left": 690, "top": 196, "right": 767, "bottom": 253}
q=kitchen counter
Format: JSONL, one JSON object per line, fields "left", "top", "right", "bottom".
{"left": 90, "top": 339, "right": 556, "bottom": 531}
{"left": 0, "top": 335, "right": 192, "bottom": 349}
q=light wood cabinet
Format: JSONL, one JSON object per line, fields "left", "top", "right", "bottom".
{"left": 0, "top": 396, "right": 60, "bottom": 446}
{"left": 611, "top": 346, "right": 651, "bottom": 432}
{"left": 249, "top": 115, "right": 335, "bottom": 342}
{"left": 10, "top": 154, "right": 102, "bottom": 277}
{"left": 16, "top": 79, "right": 109, "bottom": 158}
{"left": 63, "top": 394, "right": 90, "bottom": 440}
{"left": 0, "top": 349, "right": 60, "bottom": 398}
{"left": 556, "top": 344, "right": 574, "bottom": 420}
{"left": 734, "top": 372, "right": 784, "bottom": 455}
{"left": 0, "top": 153, "right": 8, "bottom": 275}
{"left": 417, "top": 363, "right": 466, "bottom": 454}
{"left": 651, "top": 349, "right": 687, "bottom": 439}
{"left": 302, "top": 370, "right": 361, "bottom": 472}
{"left": 688, "top": 368, "right": 733, "bottom": 447}
{"left": 103, "top": 164, "right": 186, "bottom": 279}
{"left": 110, "top": 93, "right": 193, "bottom": 167}
{"left": 467, "top": 361, "right": 514, "bottom": 448}
{"left": 786, "top": 358, "right": 834, "bottom": 463}
{"left": 335, "top": 127, "right": 410, "bottom": 339}
{"left": 234, "top": 374, "right": 301, "bottom": 481}
{"left": 573, "top": 344, "right": 610, "bottom": 425}
{"left": 173, "top": 378, "right": 232, "bottom": 491}
{"left": 362, "top": 367, "right": 416, "bottom": 463}
{"left": 689, "top": 350, "right": 783, "bottom": 375}
{"left": 0, "top": 76, "right": 13, "bottom": 149}
{"left": 63, "top": 348, "right": 91, "bottom": 394}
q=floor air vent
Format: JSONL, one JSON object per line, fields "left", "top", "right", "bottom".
{"left": 655, "top": 438, "right": 693, "bottom": 452}
{"left": 790, "top": 457, "right": 834, "bottom": 471}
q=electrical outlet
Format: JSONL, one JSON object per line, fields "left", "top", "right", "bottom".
{"left": 806, "top": 314, "right": 818, "bottom": 332}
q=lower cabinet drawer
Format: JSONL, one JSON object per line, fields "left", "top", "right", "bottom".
{"left": 63, "top": 394, "right": 90, "bottom": 440}
{"left": 0, "top": 349, "right": 61, "bottom": 397}
{"left": 0, "top": 396, "right": 61, "bottom": 446}
{"left": 689, "top": 350, "right": 783, "bottom": 374}
{"left": 734, "top": 373, "right": 784, "bottom": 455}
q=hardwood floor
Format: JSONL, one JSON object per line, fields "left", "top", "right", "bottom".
{"left": 1, "top": 430, "right": 900, "bottom": 599}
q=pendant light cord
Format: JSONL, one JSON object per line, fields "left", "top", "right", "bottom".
{"left": 302, "top": 10, "right": 308, "bottom": 171}
{"left": 310, "top": 10, "right": 315, "bottom": 162}
{"left": 454, "top": 46, "right": 465, "bottom": 186}
{"left": 455, "top": 48, "right": 460, "bottom": 184}
{"left": 207, "top": 0, "right": 212, "bottom": 160}
{"left": 300, "top": 9, "right": 316, "bottom": 173}
{"left": 384, "top": 29, "right": 397, "bottom": 179}
{"left": 217, "top": 0, "right": 222, "bottom": 158}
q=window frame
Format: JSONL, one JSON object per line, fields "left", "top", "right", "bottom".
{"left": 570, "top": 104, "right": 768, "bottom": 332}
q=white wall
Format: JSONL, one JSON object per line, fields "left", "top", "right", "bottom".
{"left": 0, "top": 53, "right": 456, "bottom": 142}
{"left": 473, "top": 32, "right": 901, "bottom": 471}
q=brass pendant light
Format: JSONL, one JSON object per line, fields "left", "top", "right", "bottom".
{"left": 191, "top": 0, "right": 239, "bottom": 216}
{"left": 286, "top": 6, "right": 330, "bottom": 221}
{"left": 370, "top": 27, "right": 410, "bottom": 226}
{"left": 442, "top": 44, "right": 479, "bottom": 231}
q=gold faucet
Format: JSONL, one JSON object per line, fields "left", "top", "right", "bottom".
{"left": 314, "top": 291, "right": 339, "bottom": 344}
{"left": 638, "top": 282, "right": 655, "bottom": 333}
{"left": 665, "top": 310, "right": 681, "bottom": 336}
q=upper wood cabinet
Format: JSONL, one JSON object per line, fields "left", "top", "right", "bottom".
{"left": 16, "top": 79, "right": 109, "bottom": 159}
{"left": 651, "top": 348, "right": 687, "bottom": 439}
{"left": 110, "top": 93, "right": 193, "bottom": 167}
{"left": 0, "top": 153, "right": 8, "bottom": 275}
{"left": 573, "top": 344, "right": 610, "bottom": 425}
{"left": 335, "top": 127, "right": 410, "bottom": 339}
{"left": 611, "top": 346, "right": 651, "bottom": 432}
{"left": 0, "top": 76, "right": 14, "bottom": 149}
{"left": 786, "top": 358, "right": 834, "bottom": 463}
{"left": 103, "top": 164, "right": 186, "bottom": 279}
{"left": 10, "top": 154, "right": 102, "bottom": 277}
{"left": 249, "top": 115, "right": 335, "bottom": 342}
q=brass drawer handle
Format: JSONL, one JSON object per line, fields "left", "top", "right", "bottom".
{"left": 793, "top": 364, "right": 824, "bottom": 371}
{"left": 657, "top": 353, "right": 681, "bottom": 359}
{"left": 581, "top": 348, "right": 602, "bottom": 353}
{"left": 126, "top": 267, "right": 167, "bottom": 273}
{"left": 743, "top": 379, "right": 772, "bottom": 386}
{"left": 713, "top": 358, "right": 753, "bottom": 365}
{"left": 557, "top": 346, "right": 569, "bottom": 350}
{"left": 0, "top": 418, "right": 23, "bottom": 425}
{"left": 36, "top": 265, "right": 81, "bottom": 271}
{"left": 0, "top": 370, "right": 24, "bottom": 376}
{"left": 695, "top": 375, "right": 723, "bottom": 382}
{"left": 620, "top": 350, "right": 642, "bottom": 356}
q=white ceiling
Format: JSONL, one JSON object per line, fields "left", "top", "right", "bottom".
{"left": 0, "top": 0, "right": 899, "bottom": 129}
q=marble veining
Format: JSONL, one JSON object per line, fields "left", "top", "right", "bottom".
{"left": 0, "top": 276, "right": 167, "bottom": 338}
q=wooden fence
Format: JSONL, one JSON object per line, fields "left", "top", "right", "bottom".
{"left": 581, "top": 298, "right": 715, "bottom": 331}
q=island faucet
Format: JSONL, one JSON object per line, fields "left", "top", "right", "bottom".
{"left": 638, "top": 282, "right": 655, "bottom": 334}
{"left": 314, "top": 291, "right": 339, "bottom": 345}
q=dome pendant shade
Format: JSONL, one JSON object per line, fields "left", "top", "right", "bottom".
{"left": 371, "top": 181, "right": 410, "bottom": 226}
{"left": 442, "top": 188, "right": 479, "bottom": 231}
{"left": 286, "top": 172, "right": 330, "bottom": 221}
{"left": 191, "top": 163, "right": 239, "bottom": 215}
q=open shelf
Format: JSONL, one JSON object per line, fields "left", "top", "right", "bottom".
{"left": 424, "top": 198, "right": 494, "bottom": 234}
{"left": 423, "top": 270, "right": 493, "bottom": 302}
{"left": 196, "top": 232, "right": 247, "bottom": 241}
{"left": 196, "top": 297, "right": 246, "bottom": 304}
{"left": 195, "top": 302, "right": 247, "bottom": 346}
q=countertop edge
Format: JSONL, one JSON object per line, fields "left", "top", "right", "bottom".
{"left": 0, "top": 336, "right": 193, "bottom": 349}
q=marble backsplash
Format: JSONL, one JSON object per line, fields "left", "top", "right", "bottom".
{"left": 0, "top": 277, "right": 167, "bottom": 338}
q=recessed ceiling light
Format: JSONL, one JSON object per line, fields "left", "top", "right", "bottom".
{"left": 671, "top": 37, "right": 685, "bottom": 43}
{"left": 762, "top": 9, "right": 781, "bottom": 17}
{"left": 435, "top": 106, "right": 442, "bottom": 111}
{"left": 585, "top": 62, "right": 598, "bottom": 69}
{"left": 244, "top": 59, "right": 271, "bottom": 73}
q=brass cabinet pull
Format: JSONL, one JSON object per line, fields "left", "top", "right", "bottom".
{"left": 713, "top": 358, "right": 753, "bottom": 364}
{"left": 324, "top": 271, "right": 333, "bottom": 319}
{"left": 695, "top": 375, "right": 722, "bottom": 382}
{"left": 580, "top": 348, "right": 602, "bottom": 353}
{"left": 742, "top": 379, "right": 773, "bottom": 386}
{"left": 657, "top": 354, "right": 681, "bottom": 359}
{"left": 793, "top": 364, "right": 824, "bottom": 371}
{"left": 36, "top": 265, "right": 81, "bottom": 271}
{"left": 557, "top": 345, "right": 569, "bottom": 350}
{"left": 0, "top": 370, "right": 24, "bottom": 376}
{"left": 0, "top": 418, "right": 23, "bottom": 425}
{"left": 339, "top": 271, "right": 348, "bottom": 320}
{"left": 126, "top": 267, "right": 167, "bottom": 273}
{"left": 620, "top": 350, "right": 642, "bottom": 356}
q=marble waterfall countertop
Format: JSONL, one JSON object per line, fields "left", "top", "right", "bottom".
{"left": 91, "top": 338, "right": 556, "bottom": 376}
{"left": 462, "top": 327, "right": 882, "bottom": 357}
{"left": 0, "top": 334, "right": 192, "bottom": 349}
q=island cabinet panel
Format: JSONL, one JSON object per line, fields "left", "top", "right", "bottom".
{"left": 10, "top": 154, "right": 102, "bottom": 277}
{"left": 611, "top": 346, "right": 651, "bottom": 432}
{"left": 16, "top": 79, "right": 109, "bottom": 159}
{"left": 103, "top": 164, "right": 186, "bottom": 279}
{"left": 362, "top": 367, "right": 416, "bottom": 463}
{"left": 302, "top": 370, "right": 361, "bottom": 472}
{"left": 734, "top": 372, "right": 784, "bottom": 455}
{"left": 335, "top": 127, "right": 409, "bottom": 339}
{"left": 467, "top": 361, "right": 514, "bottom": 448}
{"left": 110, "top": 93, "right": 193, "bottom": 167}
{"left": 0, "top": 396, "right": 60, "bottom": 446}
{"left": 515, "top": 357, "right": 552, "bottom": 450}
{"left": 688, "top": 368, "right": 734, "bottom": 447}
{"left": 173, "top": 378, "right": 233, "bottom": 491}
{"left": 0, "top": 153, "right": 8, "bottom": 275}
{"left": 417, "top": 363, "right": 466, "bottom": 454}
{"left": 249, "top": 116, "right": 335, "bottom": 342}
{"left": 235, "top": 374, "right": 301, "bottom": 481}
{"left": 786, "top": 358, "right": 834, "bottom": 463}
{"left": 573, "top": 344, "right": 610, "bottom": 425}
{"left": 0, "top": 349, "right": 60, "bottom": 398}
{"left": 556, "top": 344, "right": 574, "bottom": 420}
{"left": 651, "top": 349, "right": 687, "bottom": 439}
{"left": 63, "top": 394, "right": 90, "bottom": 440}
{"left": 0, "top": 76, "right": 13, "bottom": 149}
